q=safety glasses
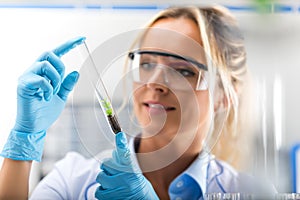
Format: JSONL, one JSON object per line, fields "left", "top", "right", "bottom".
{"left": 128, "top": 50, "right": 208, "bottom": 91}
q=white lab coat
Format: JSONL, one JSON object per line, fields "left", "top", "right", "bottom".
{"left": 30, "top": 137, "right": 276, "bottom": 200}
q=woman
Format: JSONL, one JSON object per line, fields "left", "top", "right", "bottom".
{"left": 0, "top": 5, "right": 275, "bottom": 200}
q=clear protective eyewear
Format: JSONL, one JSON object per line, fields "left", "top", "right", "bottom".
{"left": 128, "top": 50, "right": 208, "bottom": 91}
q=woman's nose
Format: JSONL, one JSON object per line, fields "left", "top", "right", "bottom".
{"left": 146, "top": 67, "right": 169, "bottom": 93}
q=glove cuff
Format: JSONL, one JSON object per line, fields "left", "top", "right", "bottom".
{"left": 0, "top": 130, "right": 46, "bottom": 162}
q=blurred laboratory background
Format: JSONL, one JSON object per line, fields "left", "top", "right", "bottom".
{"left": 0, "top": 0, "right": 299, "bottom": 195}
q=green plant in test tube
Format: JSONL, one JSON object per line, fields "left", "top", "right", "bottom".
{"left": 101, "top": 98, "right": 113, "bottom": 116}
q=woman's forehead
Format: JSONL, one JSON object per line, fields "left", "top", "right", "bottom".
{"left": 139, "top": 27, "right": 206, "bottom": 64}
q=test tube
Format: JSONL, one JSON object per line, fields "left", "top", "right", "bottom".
{"left": 204, "top": 193, "right": 222, "bottom": 200}
{"left": 79, "top": 41, "right": 122, "bottom": 134}
{"left": 275, "top": 193, "right": 300, "bottom": 200}
{"left": 223, "top": 193, "right": 240, "bottom": 200}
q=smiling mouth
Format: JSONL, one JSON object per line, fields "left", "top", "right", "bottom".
{"left": 143, "top": 103, "right": 176, "bottom": 111}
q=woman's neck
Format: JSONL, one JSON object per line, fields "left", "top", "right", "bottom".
{"left": 135, "top": 134, "right": 201, "bottom": 198}
{"left": 139, "top": 144, "right": 199, "bottom": 200}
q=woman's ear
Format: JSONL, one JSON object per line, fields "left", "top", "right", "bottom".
{"left": 214, "top": 90, "right": 228, "bottom": 112}
{"left": 214, "top": 81, "right": 239, "bottom": 112}
{"left": 213, "top": 78, "right": 228, "bottom": 112}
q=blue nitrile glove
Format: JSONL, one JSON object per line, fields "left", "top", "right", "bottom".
{"left": 0, "top": 36, "right": 86, "bottom": 162}
{"left": 95, "top": 132, "right": 159, "bottom": 200}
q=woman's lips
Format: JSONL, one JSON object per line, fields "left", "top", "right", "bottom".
{"left": 143, "top": 102, "right": 176, "bottom": 112}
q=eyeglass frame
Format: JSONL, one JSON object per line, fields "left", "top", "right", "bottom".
{"left": 127, "top": 50, "right": 208, "bottom": 91}
{"left": 128, "top": 50, "right": 208, "bottom": 71}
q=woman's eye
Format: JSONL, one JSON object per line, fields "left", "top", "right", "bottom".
{"left": 176, "top": 68, "right": 196, "bottom": 77}
{"left": 140, "top": 62, "right": 156, "bottom": 70}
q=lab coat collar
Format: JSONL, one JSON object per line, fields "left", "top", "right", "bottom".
{"left": 128, "top": 136, "right": 211, "bottom": 196}
{"left": 183, "top": 151, "right": 212, "bottom": 196}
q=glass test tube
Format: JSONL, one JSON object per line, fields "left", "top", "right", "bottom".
{"left": 204, "top": 193, "right": 243, "bottom": 200}
{"left": 275, "top": 193, "right": 300, "bottom": 200}
{"left": 79, "top": 41, "right": 122, "bottom": 134}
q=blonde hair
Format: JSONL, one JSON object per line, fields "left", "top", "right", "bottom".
{"left": 143, "top": 5, "right": 251, "bottom": 169}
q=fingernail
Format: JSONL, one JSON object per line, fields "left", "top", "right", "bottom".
{"left": 72, "top": 37, "right": 86, "bottom": 48}
{"left": 71, "top": 72, "right": 80, "bottom": 82}
{"left": 45, "top": 93, "right": 52, "bottom": 101}
{"left": 79, "top": 36, "right": 86, "bottom": 42}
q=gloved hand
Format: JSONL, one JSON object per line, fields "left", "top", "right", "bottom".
{"left": 0, "top": 36, "right": 86, "bottom": 162}
{"left": 95, "top": 132, "right": 159, "bottom": 200}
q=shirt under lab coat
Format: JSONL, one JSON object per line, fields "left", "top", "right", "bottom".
{"left": 30, "top": 137, "right": 276, "bottom": 200}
